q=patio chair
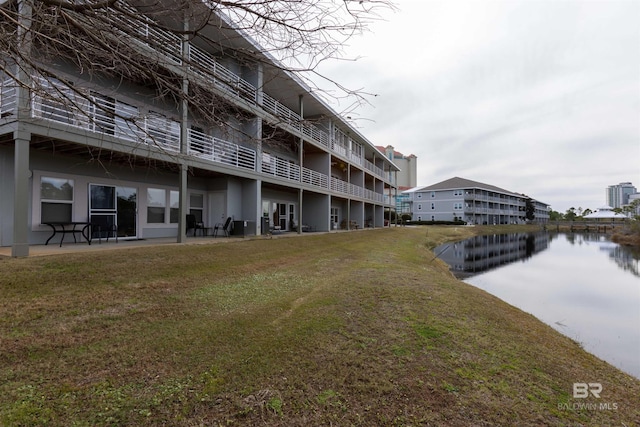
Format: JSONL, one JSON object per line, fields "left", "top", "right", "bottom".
{"left": 213, "top": 216, "right": 233, "bottom": 238}
{"left": 90, "top": 216, "right": 118, "bottom": 244}
{"left": 186, "top": 214, "right": 207, "bottom": 237}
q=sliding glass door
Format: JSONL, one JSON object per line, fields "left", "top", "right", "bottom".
{"left": 116, "top": 187, "right": 137, "bottom": 238}
{"left": 89, "top": 184, "right": 137, "bottom": 239}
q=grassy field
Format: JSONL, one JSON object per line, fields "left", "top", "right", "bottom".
{"left": 1, "top": 225, "right": 638, "bottom": 426}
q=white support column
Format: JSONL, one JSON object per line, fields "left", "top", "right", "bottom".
{"left": 298, "top": 94, "right": 304, "bottom": 233}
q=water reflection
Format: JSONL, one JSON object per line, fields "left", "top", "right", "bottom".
{"left": 434, "top": 232, "right": 556, "bottom": 279}
{"left": 435, "top": 232, "right": 640, "bottom": 379}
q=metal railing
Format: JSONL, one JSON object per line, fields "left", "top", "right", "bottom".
{"left": 261, "top": 155, "right": 301, "bottom": 181}
{"left": 364, "top": 159, "right": 385, "bottom": 178}
{"left": 302, "top": 166, "right": 329, "bottom": 188}
{"left": 188, "top": 129, "right": 256, "bottom": 171}
{"left": 94, "top": 6, "right": 378, "bottom": 177}
{"left": 13, "top": 52, "right": 388, "bottom": 202}
{"left": 1, "top": 78, "right": 17, "bottom": 117}
{"left": 31, "top": 76, "right": 182, "bottom": 154}
{"left": 26, "top": 76, "right": 382, "bottom": 202}
{"left": 189, "top": 45, "right": 257, "bottom": 104}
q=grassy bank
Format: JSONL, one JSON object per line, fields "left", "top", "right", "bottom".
{"left": 1, "top": 226, "right": 638, "bottom": 426}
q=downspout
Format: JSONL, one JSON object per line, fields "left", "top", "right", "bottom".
{"left": 255, "top": 63, "right": 263, "bottom": 234}
{"left": 298, "top": 94, "right": 303, "bottom": 234}
{"left": 394, "top": 170, "right": 398, "bottom": 227}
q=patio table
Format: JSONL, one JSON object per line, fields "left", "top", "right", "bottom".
{"left": 43, "top": 222, "right": 92, "bottom": 247}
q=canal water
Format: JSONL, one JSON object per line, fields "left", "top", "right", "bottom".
{"left": 434, "top": 232, "right": 640, "bottom": 379}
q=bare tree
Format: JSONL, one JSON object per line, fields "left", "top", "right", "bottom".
{"left": 1, "top": 0, "right": 394, "bottom": 154}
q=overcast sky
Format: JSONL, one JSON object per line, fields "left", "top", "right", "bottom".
{"left": 317, "top": 0, "right": 639, "bottom": 213}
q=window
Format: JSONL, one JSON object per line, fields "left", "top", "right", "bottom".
{"left": 431, "top": 191, "right": 436, "bottom": 198}
{"left": 115, "top": 101, "right": 139, "bottom": 140}
{"left": 417, "top": 193, "right": 422, "bottom": 199}
{"left": 418, "top": 204, "right": 422, "bottom": 211}
{"left": 431, "top": 203, "right": 435, "bottom": 210}
{"left": 147, "top": 112, "right": 180, "bottom": 151}
{"left": 262, "top": 152, "right": 275, "bottom": 174}
{"left": 147, "top": 188, "right": 166, "bottom": 223}
{"left": 454, "top": 190, "right": 463, "bottom": 196}
{"left": 169, "top": 190, "right": 179, "bottom": 223}
{"left": 148, "top": 188, "right": 181, "bottom": 224}
{"left": 454, "top": 202, "right": 463, "bottom": 210}
{"left": 331, "top": 207, "right": 339, "bottom": 228}
{"left": 190, "top": 193, "right": 204, "bottom": 223}
{"left": 40, "top": 177, "right": 74, "bottom": 223}
{"left": 91, "top": 93, "right": 139, "bottom": 140}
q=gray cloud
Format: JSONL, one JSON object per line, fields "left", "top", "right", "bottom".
{"left": 318, "top": 0, "right": 640, "bottom": 212}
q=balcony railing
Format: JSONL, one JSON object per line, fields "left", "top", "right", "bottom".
{"left": 364, "top": 159, "right": 385, "bottom": 178}
{"left": 1, "top": 78, "right": 17, "bottom": 117}
{"left": 301, "top": 166, "right": 329, "bottom": 188}
{"left": 261, "top": 154, "right": 300, "bottom": 181}
{"left": 19, "top": 75, "right": 389, "bottom": 204}
{"left": 31, "top": 76, "right": 182, "bottom": 154}
{"left": 80, "top": 5, "right": 386, "bottom": 179}
{"left": 188, "top": 129, "right": 256, "bottom": 171}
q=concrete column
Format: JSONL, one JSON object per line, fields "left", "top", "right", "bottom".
{"left": 12, "top": 0, "right": 33, "bottom": 257}
{"left": 12, "top": 133, "right": 30, "bottom": 257}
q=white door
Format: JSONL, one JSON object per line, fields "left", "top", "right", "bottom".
{"left": 208, "top": 192, "right": 226, "bottom": 226}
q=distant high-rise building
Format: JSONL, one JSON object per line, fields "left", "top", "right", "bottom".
{"left": 376, "top": 145, "right": 417, "bottom": 215}
{"left": 606, "top": 182, "right": 637, "bottom": 208}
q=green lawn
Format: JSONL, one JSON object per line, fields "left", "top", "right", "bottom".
{"left": 1, "top": 226, "right": 638, "bottom": 426}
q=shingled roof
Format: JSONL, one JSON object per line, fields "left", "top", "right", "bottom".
{"left": 410, "top": 177, "right": 522, "bottom": 197}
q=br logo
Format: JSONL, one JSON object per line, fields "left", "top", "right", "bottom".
{"left": 573, "top": 383, "right": 602, "bottom": 398}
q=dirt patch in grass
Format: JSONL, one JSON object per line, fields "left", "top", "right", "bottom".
{"left": 1, "top": 226, "right": 638, "bottom": 426}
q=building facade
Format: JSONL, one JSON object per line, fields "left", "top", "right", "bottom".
{"left": 606, "top": 182, "right": 637, "bottom": 209}
{"left": 376, "top": 145, "right": 417, "bottom": 216}
{"left": 0, "top": 1, "right": 399, "bottom": 256}
{"left": 404, "top": 177, "right": 550, "bottom": 225}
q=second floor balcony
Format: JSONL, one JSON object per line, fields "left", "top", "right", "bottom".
{"left": 0, "top": 76, "right": 390, "bottom": 206}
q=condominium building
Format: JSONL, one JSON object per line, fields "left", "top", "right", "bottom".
{"left": 606, "top": 182, "right": 637, "bottom": 209}
{"left": 0, "top": 2, "right": 399, "bottom": 256}
{"left": 404, "top": 177, "right": 550, "bottom": 225}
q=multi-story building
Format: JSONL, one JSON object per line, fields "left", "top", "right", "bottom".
{"left": 0, "top": 2, "right": 399, "bottom": 256}
{"left": 606, "top": 182, "right": 637, "bottom": 209}
{"left": 404, "top": 177, "right": 550, "bottom": 225}
{"left": 376, "top": 145, "right": 417, "bottom": 216}
{"left": 628, "top": 193, "right": 640, "bottom": 216}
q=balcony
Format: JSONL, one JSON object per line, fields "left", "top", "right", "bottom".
{"left": 79, "top": 6, "right": 386, "bottom": 179}
{"left": 0, "top": 75, "right": 391, "bottom": 205}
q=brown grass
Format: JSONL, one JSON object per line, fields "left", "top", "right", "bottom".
{"left": 1, "top": 225, "right": 638, "bottom": 426}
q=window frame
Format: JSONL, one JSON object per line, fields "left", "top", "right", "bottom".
{"left": 40, "top": 176, "right": 74, "bottom": 223}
